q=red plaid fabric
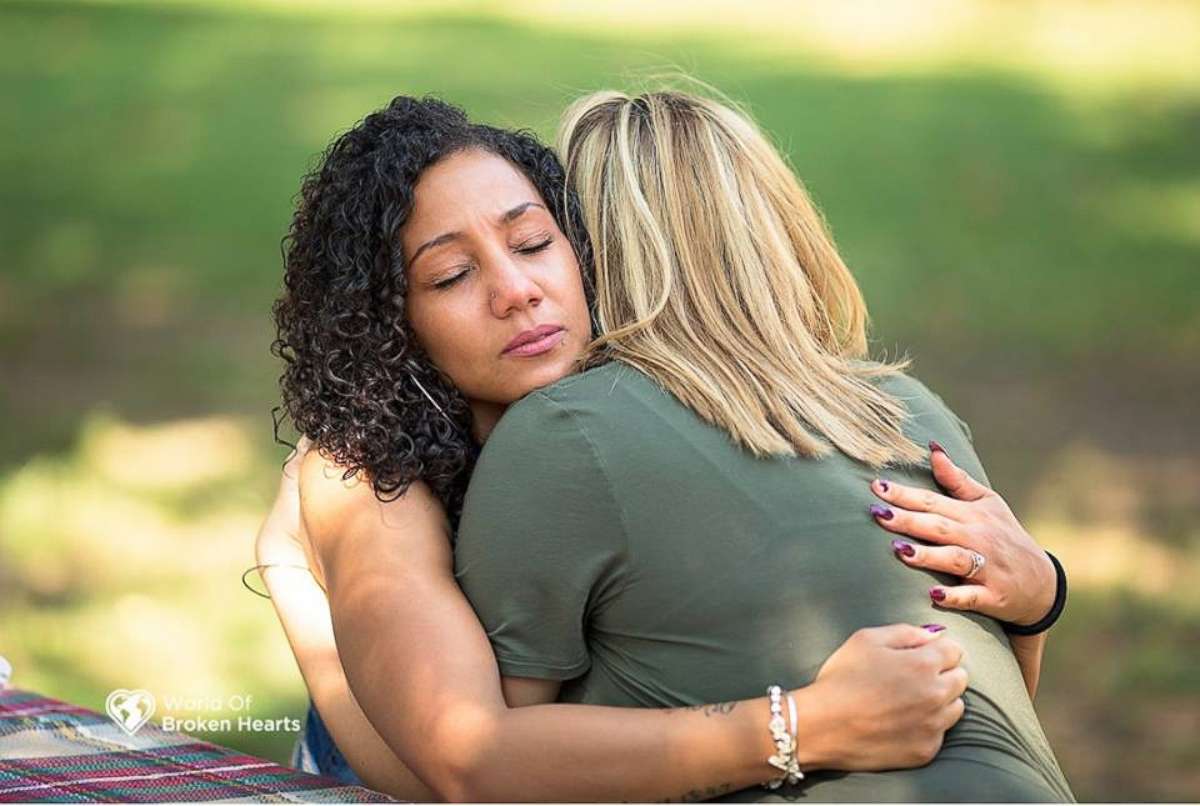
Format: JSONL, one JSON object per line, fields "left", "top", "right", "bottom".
{"left": 0, "top": 688, "right": 396, "bottom": 803}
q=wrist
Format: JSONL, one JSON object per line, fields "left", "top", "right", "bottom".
{"left": 1005, "top": 551, "right": 1067, "bottom": 635}
{"left": 1015, "top": 551, "right": 1057, "bottom": 626}
{"left": 731, "top": 697, "right": 786, "bottom": 783}
{"left": 786, "top": 683, "right": 838, "bottom": 772}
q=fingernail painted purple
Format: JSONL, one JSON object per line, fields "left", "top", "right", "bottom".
{"left": 870, "top": 503, "right": 894, "bottom": 521}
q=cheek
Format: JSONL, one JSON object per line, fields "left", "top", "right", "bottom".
{"left": 543, "top": 247, "right": 589, "bottom": 322}
{"left": 407, "top": 296, "right": 473, "bottom": 368}
{"left": 407, "top": 293, "right": 502, "bottom": 393}
{"left": 562, "top": 265, "right": 592, "bottom": 331}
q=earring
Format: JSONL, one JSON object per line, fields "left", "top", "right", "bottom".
{"left": 410, "top": 374, "right": 456, "bottom": 427}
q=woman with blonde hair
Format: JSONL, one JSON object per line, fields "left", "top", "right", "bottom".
{"left": 258, "top": 92, "right": 1069, "bottom": 801}
{"left": 451, "top": 89, "right": 1073, "bottom": 801}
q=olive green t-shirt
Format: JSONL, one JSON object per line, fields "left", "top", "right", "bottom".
{"left": 454, "top": 362, "right": 1073, "bottom": 802}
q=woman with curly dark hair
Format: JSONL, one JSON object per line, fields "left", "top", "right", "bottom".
{"left": 271, "top": 95, "right": 594, "bottom": 526}
{"left": 255, "top": 94, "right": 1061, "bottom": 801}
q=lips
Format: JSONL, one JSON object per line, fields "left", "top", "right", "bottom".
{"left": 503, "top": 324, "right": 565, "bottom": 356}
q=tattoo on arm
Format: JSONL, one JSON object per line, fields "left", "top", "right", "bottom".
{"left": 682, "top": 701, "right": 738, "bottom": 717}
{"left": 639, "top": 703, "right": 739, "bottom": 801}
{"left": 652, "top": 782, "right": 737, "bottom": 802}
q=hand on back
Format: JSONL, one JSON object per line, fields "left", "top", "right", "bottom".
{"left": 869, "top": 445, "right": 1056, "bottom": 626}
{"left": 801, "top": 623, "right": 967, "bottom": 771}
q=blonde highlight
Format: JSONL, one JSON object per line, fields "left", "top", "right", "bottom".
{"left": 559, "top": 88, "right": 925, "bottom": 467}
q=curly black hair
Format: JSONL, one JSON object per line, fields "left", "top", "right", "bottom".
{"left": 272, "top": 95, "right": 593, "bottom": 524}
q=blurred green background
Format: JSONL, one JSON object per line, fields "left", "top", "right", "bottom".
{"left": 1, "top": 0, "right": 1197, "bottom": 800}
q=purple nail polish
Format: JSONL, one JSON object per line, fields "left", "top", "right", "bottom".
{"left": 891, "top": 539, "right": 915, "bottom": 557}
{"left": 929, "top": 440, "right": 946, "bottom": 455}
{"left": 876, "top": 479, "right": 890, "bottom": 493}
{"left": 870, "top": 503, "right": 894, "bottom": 521}
{"left": 929, "top": 587, "right": 946, "bottom": 602}
{"left": 922, "top": 623, "right": 946, "bottom": 633}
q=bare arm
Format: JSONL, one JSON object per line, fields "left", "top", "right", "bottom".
{"left": 254, "top": 468, "right": 436, "bottom": 800}
{"left": 259, "top": 569, "right": 437, "bottom": 799}
{"left": 301, "top": 452, "right": 967, "bottom": 802}
{"left": 1008, "top": 633, "right": 1047, "bottom": 698}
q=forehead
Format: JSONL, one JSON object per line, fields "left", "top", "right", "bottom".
{"left": 407, "top": 149, "right": 545, "bottom": 227}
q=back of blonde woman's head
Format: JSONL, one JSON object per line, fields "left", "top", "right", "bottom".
{"left": 559, "top": 89, "right": 923, "bottom": 467}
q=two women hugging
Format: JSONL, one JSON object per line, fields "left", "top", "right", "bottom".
{"left": 255, "top": 88, "right": 1073, "bottom": 802}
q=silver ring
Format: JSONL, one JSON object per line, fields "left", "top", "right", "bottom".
{"left": 963, "top": 550, "right": 986, "bottom": 579}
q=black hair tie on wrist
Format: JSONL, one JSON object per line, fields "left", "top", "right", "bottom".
{"left": 1004, "top": 551, "right": 1067, "bottom": 636}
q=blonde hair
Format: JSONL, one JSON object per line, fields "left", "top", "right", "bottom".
{"left": 558, "top": 89, "right": 924, "bottom": 467}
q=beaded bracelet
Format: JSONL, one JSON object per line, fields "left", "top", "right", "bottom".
{"left": 763, "top": 685, "right": 804, "bottom": 789}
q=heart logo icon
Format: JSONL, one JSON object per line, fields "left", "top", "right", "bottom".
{"left": 105, "top": 689, "right": 156, "bottom": 735}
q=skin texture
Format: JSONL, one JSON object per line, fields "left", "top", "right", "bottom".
{"left": 402, "top": 150, "right": 593, "bottom": 440}
{"left": 260, "top": 143, "right": 1056, "bottom": 801}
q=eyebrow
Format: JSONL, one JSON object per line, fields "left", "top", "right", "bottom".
{"left": 408, "top": 231, "right": 460, "bottom": 268}
{"left": 501, "top": 201, "right": 544, "bottom": 223}
{"left": 407, "top": 202, "right": 547, "bottom": 268}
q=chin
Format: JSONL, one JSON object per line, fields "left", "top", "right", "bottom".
{"left": 521, "top": 360, "right": 574, "bottom": 395}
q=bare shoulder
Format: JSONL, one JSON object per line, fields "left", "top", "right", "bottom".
{"left": 297, "top": 448, "right": 376, "bottom": 529}
{"left": 298, "top": 448, "right": 449, "bottom": 554}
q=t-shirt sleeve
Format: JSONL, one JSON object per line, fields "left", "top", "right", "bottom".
{"left": 924, "top": 384, "right": 976, "bottom": 446}
{"left": 888, "top": 373, "right": 992, "bottom": 488}
{"left": 453, "top": 390, "right": 628, "bottom": 681}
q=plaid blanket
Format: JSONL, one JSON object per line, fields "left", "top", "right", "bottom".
{"left": 0, "top": 688, "right": 396, "bottom": 803}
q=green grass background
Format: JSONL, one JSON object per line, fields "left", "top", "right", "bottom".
{"left": 0, "top": 0, "right": 1197, "bottom": 800}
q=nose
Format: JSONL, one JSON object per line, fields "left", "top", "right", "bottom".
{"left": 486, "top": 254, "right": 543, "bottom": 318}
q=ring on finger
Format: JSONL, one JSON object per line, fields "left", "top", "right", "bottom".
{"left": 963, "top": 550, "right": 986, "bottom": 579}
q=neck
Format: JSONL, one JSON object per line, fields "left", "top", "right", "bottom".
{"left": 469, "top": 400, "right": 508, "bottom": 443}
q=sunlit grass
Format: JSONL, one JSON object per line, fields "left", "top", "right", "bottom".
{"left": 1030, "top": 439, "right": 1200, "bottom": 560}
{"left": 0, "top": 414, "right": 304, "bottom": 761}
{"left": 61, "top": 0, "right": 1200, "bottom": 94}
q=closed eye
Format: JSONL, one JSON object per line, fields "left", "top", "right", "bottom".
{"left": 515, "top": 237, "right": 552, "bottom": 255}
{"left": 433, "top": 266, "right": 471, "bottom": 289}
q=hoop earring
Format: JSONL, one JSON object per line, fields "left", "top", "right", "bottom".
{"left": 410, "top": 374, "right": 456, "bottom": 427}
